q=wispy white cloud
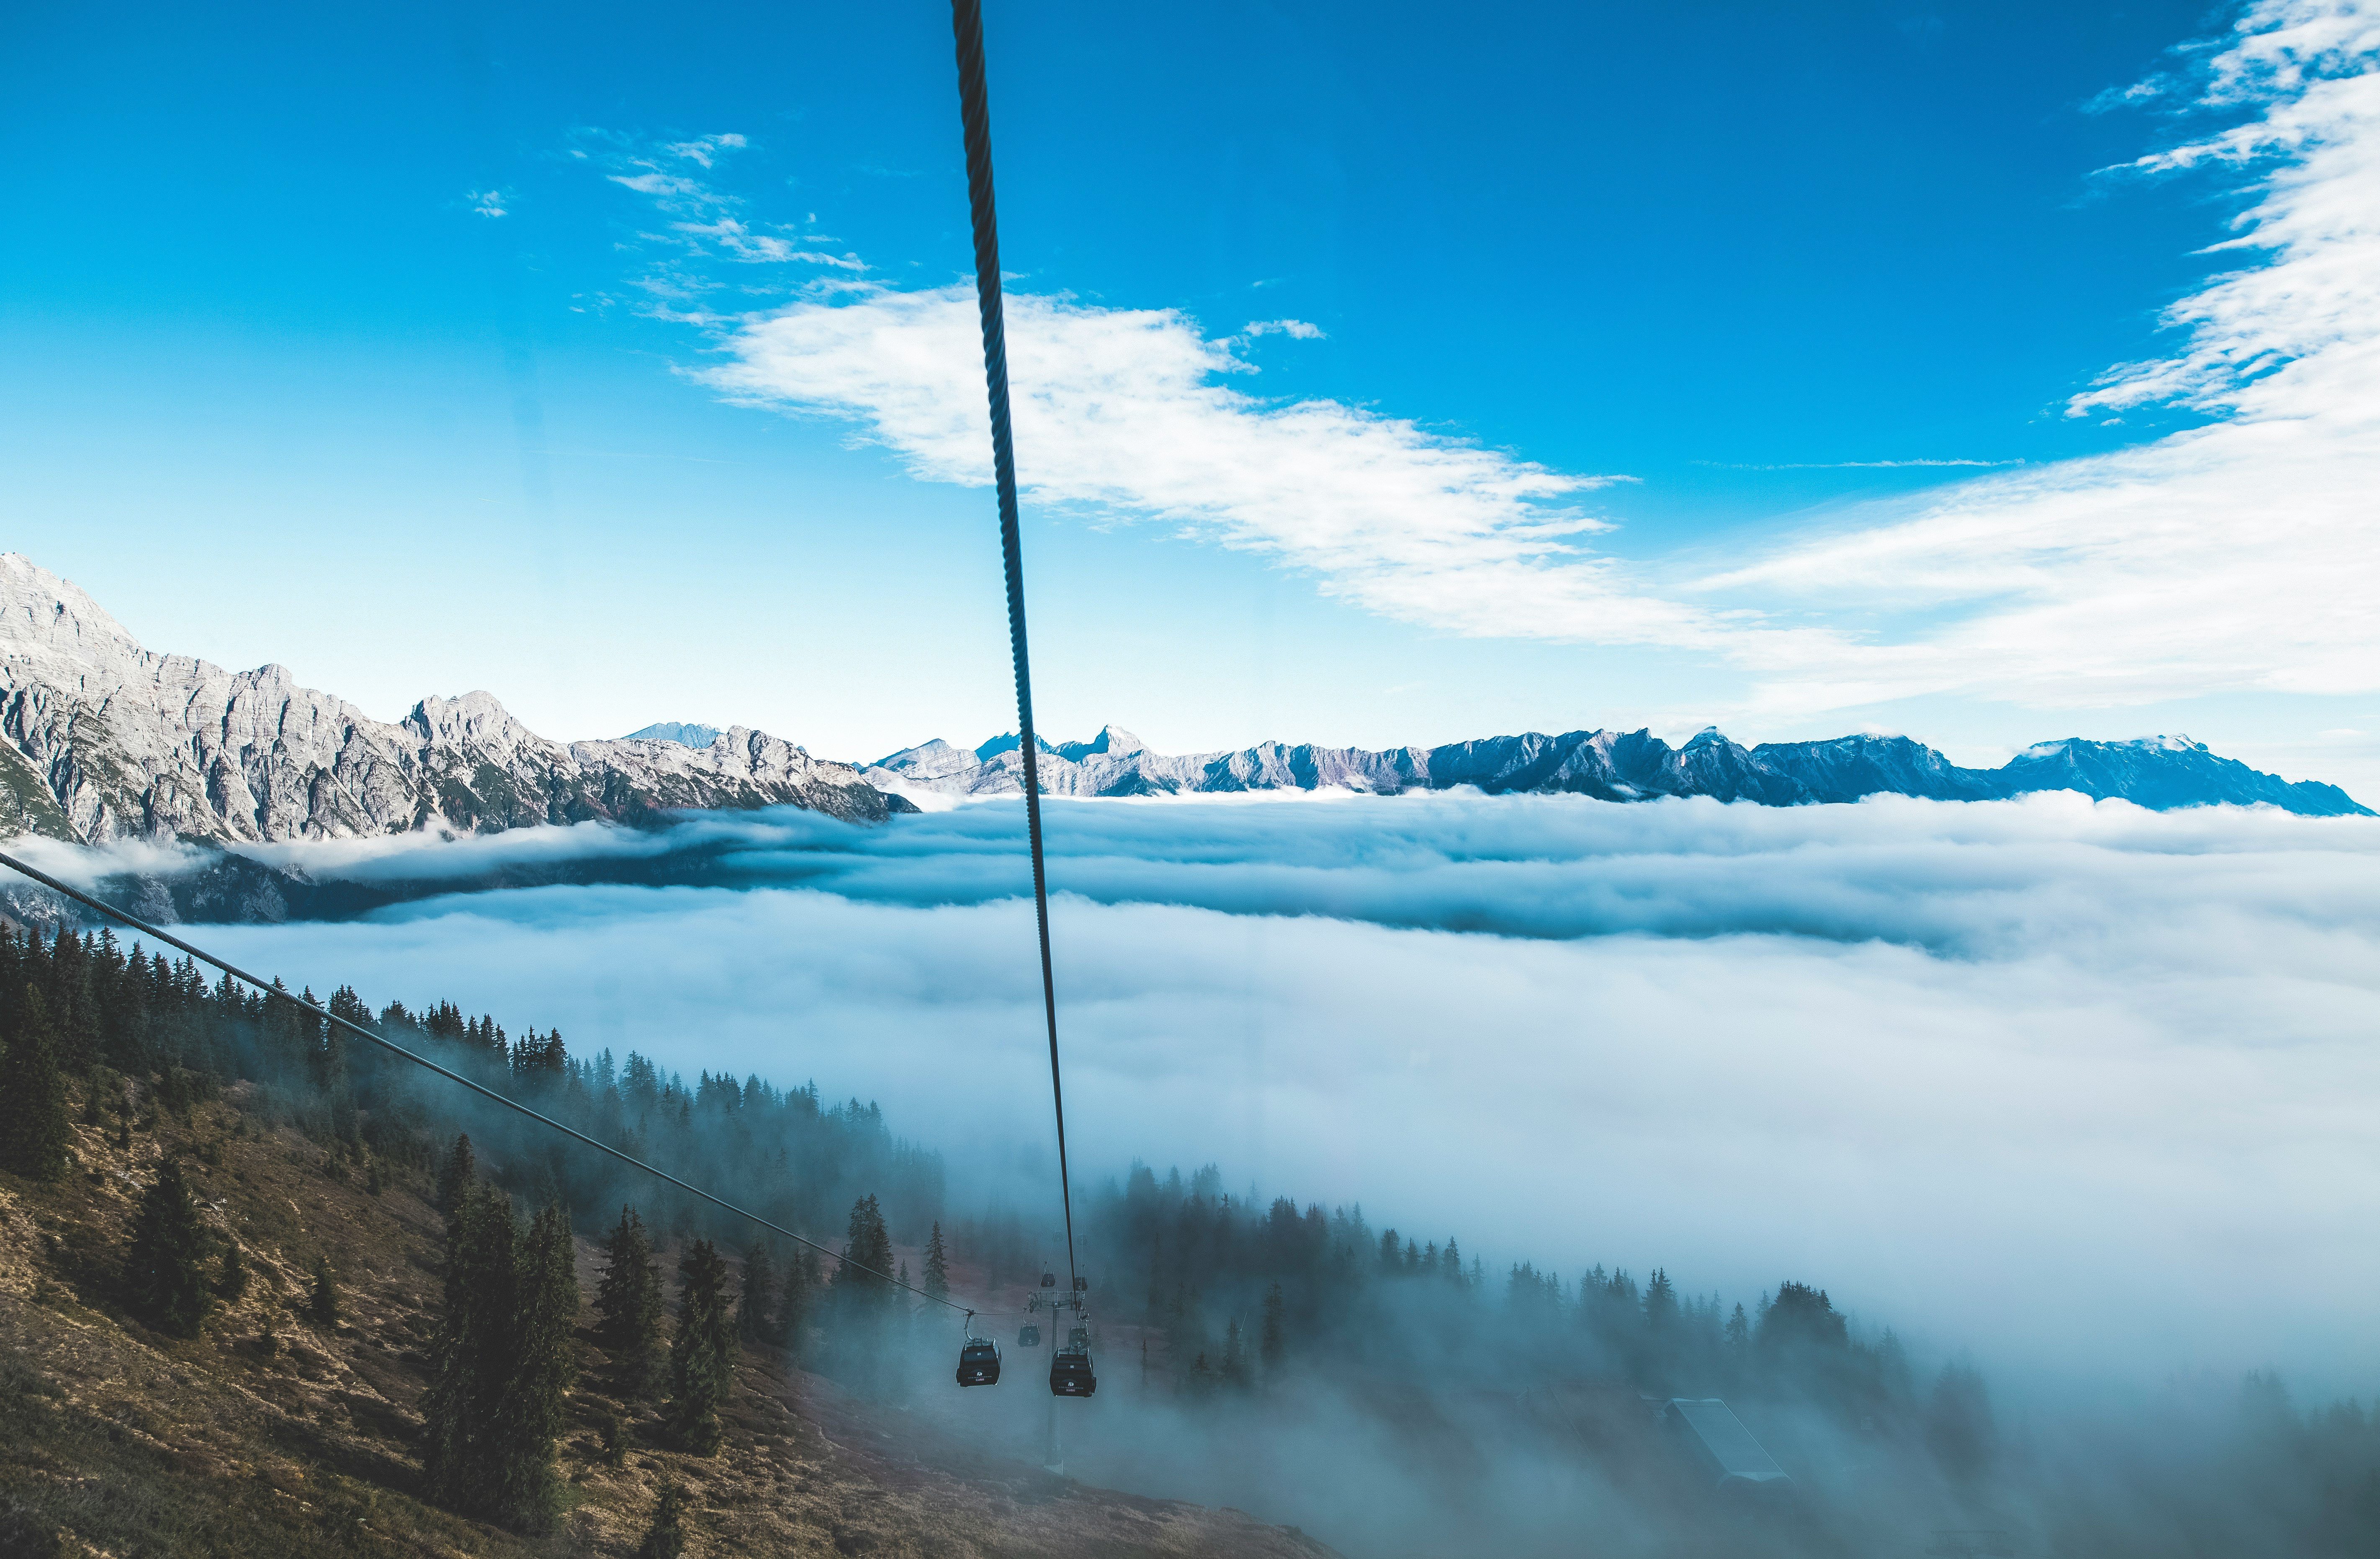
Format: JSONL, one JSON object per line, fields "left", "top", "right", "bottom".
{"left": 697, "top": 284, "right": 1851, "bottom": 659}
{"left": 1693, "top": 458, "right": 2025, "bottom": 471}
{"left": 466, "top": 188, "right": 510, "bottom": 219}
{"left": 1701, "top": 0, "right": 2380, "bottom": 713}
{"left": 663, "top": 133, "right": 745, "bottom": 169}
{"left": 2083, "top": 77, "right": 2172, "bottom": 113}
{"left": 1243, "top": 318, "right": 1324, "bottom": 339}
{"left": 606, "top": 2, "right": 2377, "bottom": 721}
{"left": 594, "top": 132, "right": 864, "bottom": 301}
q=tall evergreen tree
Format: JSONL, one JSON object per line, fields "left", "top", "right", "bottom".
{"left": 421, "top": 1184, "right": 581, "bottom": 1532}
{"left": 308, "top": 1253, "right": 342, "bottom": 1326}
{"left": 435, "top": 1133, "right": 476, "bottom": 1217}
{"left": 771, "top": 1245, "right": 816, "bottom": 1352}
{"left": 1260, "top": 1281, "right": 1286, "bottom": 1375}
{"left": 738, "top": 1240, "right": 777, "bottom": 1346}
{"left": 922, "top": 1222, "right": 950, "bottom": 1302}
{"left": 1643, "top": 1268, "right": 1678, "bottom": 1334}
{"left": 423, "top": 1181, "right": 517, "bottom": 1517}
{"left": 664, "top": 1239, "right": 735, "bottom": 1455}
{"left": 1926, "top": 1361, "right": 1998, "bottom": 1482}
{"left": 594, "top": 1206, "right": 665, "bottom": 1399}
{"left": 486, "top": 1203, "right": 579, "bottom": 1531}
{"left": 636, "top": 1479, "right": 688, "bottom": 1559}
{"left": 831, "top": 1195, "right": 894, "bottom": 1391}
{"left": 0, "top": 987, "right": 73, "bottom": 1181}
{"left": 124, "top": 1157, "right": 213, "bottom": 1337}
{"left": 834, "top": 1195, "right": 894, "bottom": 1301}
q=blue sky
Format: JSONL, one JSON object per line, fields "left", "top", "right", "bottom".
{"left": 6, "top": 0, "right": 2375, "bottom": 790}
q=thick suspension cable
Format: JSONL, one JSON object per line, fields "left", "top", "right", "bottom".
{"left": 951, "top": 0, "right": 1079, "bottom": 1299}
{"left": 0, "top": 849, "right": 972, "bottom": 1316}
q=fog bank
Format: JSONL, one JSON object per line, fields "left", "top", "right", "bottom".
{"left": 55, "top": 793, "right": 2379, "bottom": 1392}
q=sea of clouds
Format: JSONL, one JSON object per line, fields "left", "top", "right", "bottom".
{"left": 37, "top": 791, "right": 2378, "bottom": 1393}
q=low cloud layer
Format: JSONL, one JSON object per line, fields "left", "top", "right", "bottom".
{"left": 75, "top": 792, "right": 2378, "bottom": 1394}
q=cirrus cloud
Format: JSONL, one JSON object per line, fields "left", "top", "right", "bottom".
{"left": 1706, "top": 0, "right": 2380, "bottom": 713}
{"left": 601, "top": 1, "right": 2378, "bottom": 723}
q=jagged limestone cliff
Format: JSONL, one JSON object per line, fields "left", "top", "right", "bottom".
{"left": 0, "top": 556, "right": 904, "bottom": 844}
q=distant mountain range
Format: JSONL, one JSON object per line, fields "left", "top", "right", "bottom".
{"left": 0, "top": 553, "right": 2362, "bottom": 851}
{"left": 0, "top": 556, "right": 903, "bottom": 846}
{"left": 624, "top": 720, "right": 724, "bottom": 749}
{"left": 864, "top": 723, "right": 2370, "bottom": 817}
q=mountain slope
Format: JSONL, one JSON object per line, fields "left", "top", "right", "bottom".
{"left": 869, "top": 724, "right": 2370, "bottom": 817}
{"left": 0, "top": 1092, "right": 1335, "bottom": 1559}
{"left": 0, "top": 556, "right": 906, "bottom": 845}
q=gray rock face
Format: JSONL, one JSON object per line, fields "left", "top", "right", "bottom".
{"left": 0, "top": 555, "right": 905, "bottom": 844}
{"left": 622, "top": 721, "right": 724, "bottom": 749}
{"left": 869, "top": 723, "right": 2370, "bottom": 817}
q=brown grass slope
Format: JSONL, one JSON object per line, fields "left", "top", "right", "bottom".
{"left": 0, "top": 1093, "right": 1339, "bottom": 1559}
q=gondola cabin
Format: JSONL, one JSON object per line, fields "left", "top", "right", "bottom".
{"left": 956, "top": 1339, "right": 1002, "bottom": 1387}
{"left": 1018, "top": 1323, "right": 1041, "bottom": 1347}
{"left": 1050, "top": 1347, "right": 1096, "bottom": 1397}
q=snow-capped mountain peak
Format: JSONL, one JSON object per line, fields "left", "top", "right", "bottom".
{"left": 858, "top": 723, "right": 2367, "bottom": 816}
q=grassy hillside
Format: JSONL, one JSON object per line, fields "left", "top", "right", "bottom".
{"left": 0, "top": 1084, "right": 1335, "bottom": 1558}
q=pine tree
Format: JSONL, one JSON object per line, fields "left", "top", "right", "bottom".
{"left": 835, "top": 1195, "right": 894, "bottom": 1291}
{"left": 831, "top": 1196, "right": 894, "bottom": 1392}
{"left": 1643, "top": 1268, "right": 1678, "bottom": 1334}
{"left": 0, "top": 987, "right": 73, "bottom": 1181}
{"left": 435, "top": 1133, "right": 476, "bottom": 1216}
{"left": 423, "top": 1181, "right": 517, "bottom": 1515}
{"left": 485, "top": 1203, "right": 578, "bottom": 1531}
{"left": 124, "top": 1157, "right": 213, "bottom": 1337}
{"left": 1222, "top": 1318, "right": 1248, "bottom": 1387}
{"left": 636, "top": 1479, "right": 688, "bottom": 1559}
{"left": 922, "top": 1222, "right": 950, "bottom": 1302}
{"left": 664, "top": 1239, "right": 735, "bottom": 1454}
{"left": 308, "top": 1253, "right": 342, "bottom": 1326}
{"left": 422, "top": 1184, "right": 581, "bottom": 1531}
{"left": 216, "top": 1239, "right": 248, "bottom": 1301}
{"left": 772, "top": 1245, "right": 816, "bottom": 1352}
{"left": 1926, "top": 1361, "right": 1997, "bottom": 1481}
{"left": 738, "top": 1240, "right": 776, "bottom": 1345}
{"left": 1260, "top": 1281, "right": 1286, "bottom": 1375}
{"left": 594, "top": 1207, "right": 665, "bottom": 1399}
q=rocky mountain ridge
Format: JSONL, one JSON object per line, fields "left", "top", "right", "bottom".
{"left": 3, "top": 553, "right": 2362, "bottom": 849}
{"left": 867, "top": 723, "right": 2370, "bottom": 817}
{"left": 0, "top": 556, "right": 906, "bottom": 845}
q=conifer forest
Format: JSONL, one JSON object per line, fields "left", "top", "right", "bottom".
{"left": 1, "top": 918, "right": 2375, "bottom": 1557}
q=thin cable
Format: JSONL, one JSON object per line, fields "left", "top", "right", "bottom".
{"left": 951, "top": 0, "right": 1079, "bottom": 1302}
{"left": 0, "top": 849, "right": 973, "bottom": 1317}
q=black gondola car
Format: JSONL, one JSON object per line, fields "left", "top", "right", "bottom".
{"left": 956, "top": 1339, "right": 1002, "bottom": 1387}
{"left": 1018, "top": 1323, "right": 1041, "bottom": 1347}
{"left": 1050, "top": 1347, "right": 1096, "bottom": 1397}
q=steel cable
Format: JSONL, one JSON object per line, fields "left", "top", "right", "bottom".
{"left": 951, "top": 0, "right": 1081, "bottom": 1303}
{"left": 0, "top": 849, "right": 975, "bottom": 1316}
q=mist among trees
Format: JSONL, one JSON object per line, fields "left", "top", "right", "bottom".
{"left": 2, "top": 916, "right": 2375, "bottom": 1556}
